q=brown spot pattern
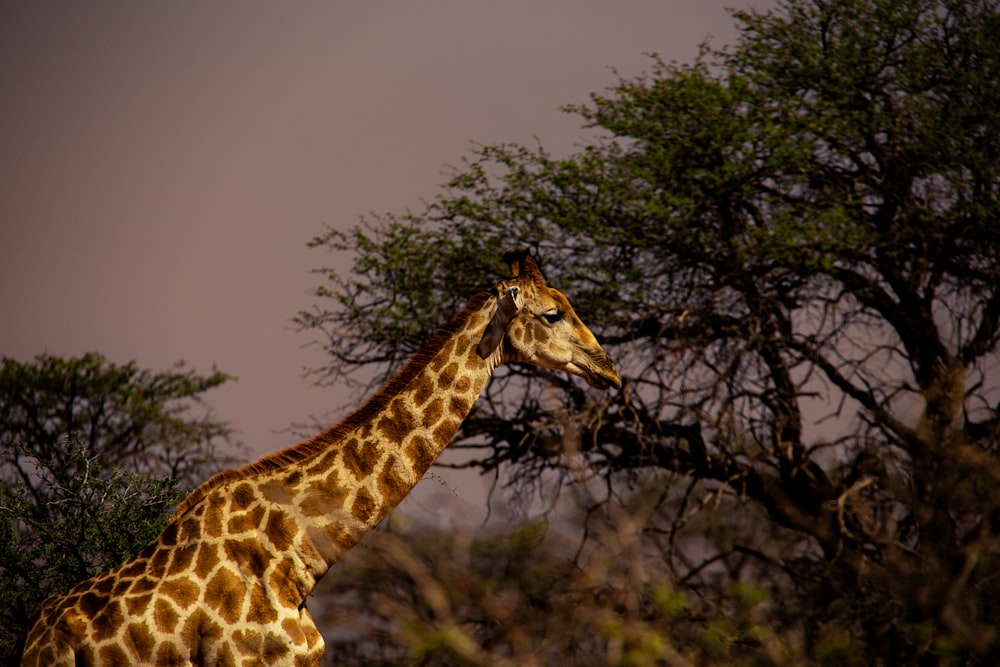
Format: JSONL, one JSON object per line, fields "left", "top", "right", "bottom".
{"left": 267, "top": 560, "right": 304, "bottom": 609}
{"left": 342, "top": 437, "right": 380, "bottom": 479}
{"left": 296, "top": 652, "right": 319, "bottom": 667}
{"left": 178, "top": 517, "right": 201, "bottom": 542}
{"left": 98, "top": 644, "right": 131, "bottom": 667}
{"left": 206, "top": 568, "right": 243, "bottom": 625}
{"left": 438, "top": 362, "right": 459, "bottom": 388}
{"left": 149, "top": 549, "right": 170, "bottom": 578}
{"left": 233, "top": 628, "right": 263, "bottom": 655}
{"left": 450, "top": 395, "right": 470, "bottom": 416}
{"left": 93, "top": 576, "right": 114, "bottom": 595}
{"left": 161, "top": 576, "right": 200, "bottom": 609}
{"left": 413, "top": 380, "right": 432, "bottom": 406}
{"left": 79, "top": 591, "right": 105, "bottom": 618}
{"left": 167, "top": 543, "right": 198, "bottom": 576}
{"left": 303, "top": 621, "right": 323, "bottom": 649}
{"left": 92, "top": 599, "right": 124, "bottom": 641}
{"left": 124, "top": 593, "right": 152, "bottom": 616}
{"left": 390, "top": 398, "right": 417, "bottom": 430}
{"left": 424, "top": 398, "right": 443, "bottom": 426}
{"left": 182, "top": 609, "right": 222, "bottom": 646}
{"left": 431, "top": 339, "right": 455, "bottom": 370}
{"left": 153, "top": 598, "right": 180, "bottom": 634}
{"left": 224, "top": 539, "right": 273, "bottom": 579}
{"left": 215, "top": 643, "right": 237, "bottom": 667}
{"left": 129, "top": 576, "right": 156, "bottom": 595}
{"left": 351, "top": 487, "right": 378, "bottom": 523}
{"left": 406, "top": 435, "right": 436, "bottom": 474}
{"left": 159, "top": 522, "right": 177, "bottom": 547}
{"left": 265, "top": 510, "right": 296, "bottom": 552}
{"left": 377, "top": 396, "right": 418, "bottom": 443}
{"left": 258, "top": 478, "right": 292, "bottom": 505}
{"left": 120, "top": 560, "right": 147, "bottom": 579}
{"left": 231, "top": 483, "right": 257, "bottom": 511}
{"left": 247, "top": 583, "right": 278, "bottom": 625}
{"left": 378, "top": 456, "right": 408, "bottom": 505}
{"left": 204, "top": 493, "right": 226, "bottom": 538}
{"left": 299, "top": 481, "right": 347, "bottom": 517}
{"left": 125, "top": 622, "right": 154, "bottom": 658}
{"left": 433, "top": 418, "right": 459, "bottom": 444}
{"left": 306, "top": 449, "right": 337, "bottom": 477}
{"left": 194, "top": 544, "right": 220, "bottom": 579}
{"left": 283, "top": 617, "right": 307, "bottom": 646}
{"left": 155, "top": 642, "right": 185, "bottom": 664}
{"left": 228, "top": 504, "right": 266, "bottom": 533}
{"left": 262, "top": 633, "right": 291, "bottom": 661}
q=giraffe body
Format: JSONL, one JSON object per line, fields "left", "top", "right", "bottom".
{"left": 21, "top": 248, "right": 620, "bottom": 666}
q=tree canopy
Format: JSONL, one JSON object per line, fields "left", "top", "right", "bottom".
{"left": 301, "top": 0, "right": 1000, "bottom": 662}
{"left": 0, "top": 352, "right": 232, "bottom": 507}
{"left": 0, "top": 353, "right": 234, "bottom": 663}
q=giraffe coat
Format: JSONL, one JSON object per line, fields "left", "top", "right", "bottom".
{"left": 21, "top": 248, "right": 620, "bottom": 667}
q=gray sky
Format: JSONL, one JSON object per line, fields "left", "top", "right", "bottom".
{"left": 1, "top": 1, "right": 772, "bottom": 523}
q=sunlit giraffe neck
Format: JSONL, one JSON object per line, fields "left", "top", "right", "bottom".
{"left": 21, "top": 247, "right": 621, "bottom": 667}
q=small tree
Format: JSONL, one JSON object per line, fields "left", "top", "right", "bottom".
{"left": 0, "top": 439, "right": 185, "bottom": 663}
{"left": 0, "top": 353, "right": 232, "bottom": 511}
{"left": 0, "top": 353, "right": 234, "bottom": 663}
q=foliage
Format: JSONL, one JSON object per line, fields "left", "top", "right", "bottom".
{"left": 0, "top": 438, "right": 185, "bottom": 663}
{"left": 0, "top": 352, "right": 233, "bottom": 507}
{"left": 301, "top": 0, "right": 1000, "bottom": 662}
{"left": 321, "top": 490, "right": 804, "bottom": 667}
{"left": 0, "top": 353, "right": 233, "bottom": 664}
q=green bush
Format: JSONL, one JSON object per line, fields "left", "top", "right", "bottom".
{"left": 0, "top": 437, "right": 184, "bottom": 662}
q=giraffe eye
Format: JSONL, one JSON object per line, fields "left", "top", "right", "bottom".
{"left": 541, "top": 310, "right": 563, "bottom": 324}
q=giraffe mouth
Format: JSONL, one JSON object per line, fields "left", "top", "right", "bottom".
{"left": 585, "top": 368, "right": 622, "bottom": 390}
{"left": 575, "top": 350, "right": 622, "bottom": 390}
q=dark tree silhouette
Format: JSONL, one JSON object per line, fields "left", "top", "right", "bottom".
{"left": 300, "top": 0, "right": 1000, "bottom": 661}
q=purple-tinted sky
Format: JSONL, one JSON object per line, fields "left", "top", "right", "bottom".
{"left": 1, "top": 2, "right": 772, "bottom": 522}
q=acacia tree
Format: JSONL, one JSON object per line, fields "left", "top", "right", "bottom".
{"left": 0, "top": 353, "right": 233, "bottom": 509}
{"left": 0, "top": 353, "right": 234, "bottom": 663}
{"left": 300, "top": 0, "right": 1000, "bottom": 662}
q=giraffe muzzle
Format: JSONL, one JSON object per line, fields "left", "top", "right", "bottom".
{"left": 577, "top": 349, "right": 622, "bottom": 390}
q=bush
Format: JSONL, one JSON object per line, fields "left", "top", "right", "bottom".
{"left": 0, "top": 437, "right": 184, "bottom": 662}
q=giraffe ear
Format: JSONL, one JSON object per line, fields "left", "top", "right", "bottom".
{"left": 476, "top": 286, "right": 522, "bottom": 359}
{"left": 504, "top": 246, "right": 545, "bottom": 287}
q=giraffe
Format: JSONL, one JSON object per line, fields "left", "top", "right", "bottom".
{"left": 20, "top": 247, "right": 621, "bottom": 667}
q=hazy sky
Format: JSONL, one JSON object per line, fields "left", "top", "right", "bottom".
{"left": 1, "top": 1, "right": 773, "bottom": 523}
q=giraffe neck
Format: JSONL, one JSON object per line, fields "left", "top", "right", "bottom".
{"left": 165, "top": 292, "right": 501, "bottom": 596}
{"left": 289, "top": 291, "right": 498, "bottom": 563}
{"left": 18, "top": 293, "right": 502, "bottom": 667}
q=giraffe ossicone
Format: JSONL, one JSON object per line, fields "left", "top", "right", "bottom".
{"left": 21, "top": 246, "right": 621, "bottom": 667}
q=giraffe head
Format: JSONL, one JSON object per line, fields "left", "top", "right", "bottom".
{"left": 476, "top": 247, "right": 621, "bottom": 390}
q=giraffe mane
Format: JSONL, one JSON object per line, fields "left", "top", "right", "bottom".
{"left": 169, "top": 290, "right": 492, "bottom": 522}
